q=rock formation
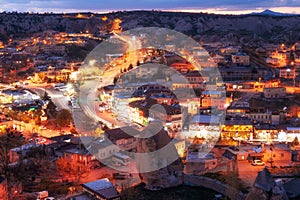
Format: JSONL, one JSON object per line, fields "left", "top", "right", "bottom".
{"left": 245, "top": 167, "right": 288, "bottom": 200}
{"left": 136, "top": 120, "right": 183, "bottom": 190}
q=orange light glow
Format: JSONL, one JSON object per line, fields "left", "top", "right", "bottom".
{"left": 102, "top": 16, "right": 108, "bottom": 21}
{"left": 76, "top": 13, "right": 83, "bottom": 18}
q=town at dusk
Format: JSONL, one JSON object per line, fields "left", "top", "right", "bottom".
{"left": 0, "top": 1, "right": 300, "bottom": 200}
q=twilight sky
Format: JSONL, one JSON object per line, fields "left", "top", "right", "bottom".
{"left": 0, "top": 0, "right": 299, "bottom": 14}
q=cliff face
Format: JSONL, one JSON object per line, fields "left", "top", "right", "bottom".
{"left": 136, "top": 121, "right": 183, "bottom": 190}
{"left": 1, "top": 11, "right": 300, "bottom": 44}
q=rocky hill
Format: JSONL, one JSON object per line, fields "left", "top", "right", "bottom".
{"left": 0, "top": 10, "right": 300, "bottom": 45}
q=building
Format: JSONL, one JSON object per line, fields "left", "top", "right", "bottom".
{"left": 9, "top": 142, "right": 41, "bottom": 163}
{"left": 220, "top": 46, "right": 240, "bottom": 55}
{"left": 104, "top": 126, "right": 139, "bottom": 151}
{"left": 170, "top": 62, "right": 193, "bottom": 73}
{"left": 231, "top": 53, "right": 250, "bottom": 66}
{"left": 250, "top": 79, "right": 280, "bottom": 92}
{"left": 282, "top": 127, "right": 300, "bottom": 142}
{"left": 271, "top": 50, "right": 290, "bottom": 67}
{"left": 221, "top": 118, "right": 253, "bottom": 140}
{"left": 60, "top": 144, "right": 95, "bottom": 170}
{"left": 248, "top": 112, "right": 272, "bottom": 124}
{"left": 35, "top": 66, "right": 71, "bottom": 82}
{"left": 179, "top": 97, "right": 201, "bottom": 115}
{"left": 149, "top": 93, "right": 177, "bottom": 106}
{"left": 263, "top": 87, "right": 286, "bottom": 99}
{"left": 254, "top": 125, "right": 278, "bottom": 140}
{"left": 172, "top": 138, "right": 186, "bottom": 158}
{"left": 185, "top": 153, "right": 218, "bottom": 175}
{"left": 219, "top": 66, "right": 260, "bottom": 82}
{"left": 81, "top": 178, "right": 120, "bottom": 200}
{"left": 279, "top": 67, "right": 296, "bottom": 79}
{"left": 128, "top": 98, "right": 182, "bottom": 127}
{"left": 201, "top": 90, "right": 227, "bottom": 110}
{"left": 212, "top": 54, "right": 226, "bottom": 64}
{"left": 185, "top": 70, "right": 205, "bottom": 84}
{"left": 189, "top": 115, "right": 221, "bottom": 139}
{"left": 226, "top": 102, "right": 250, "bottom": 116}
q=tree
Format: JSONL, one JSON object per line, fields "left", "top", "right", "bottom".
{"left": 56, "top": 109, "right": 72, "bottom": 127}
{"left": 113, "top": 77, "right": 118, "bottom": 85}
{"left": 0, "top": 128, "right": 23, "bottom": 200}
{"left": 46, "top": 99, "right": 57, "bottom": 118}
{"left": 94, "top": 127, "right": 104, "bottom": 137}
{"left": 128, "top": 64, "right": 133, "bottom": 70}
{"left": 291, "top": 137, "right": 299, "bottom": 147}
{"left": 56, "top": 156, "right": 87, "bottom": 183}
{"left": 42, "top": 91, "right": 51, "bottom": 101}
{"left": 70, "top": 126, "right": 79, "bottom": 135}
{"left": 136, "top": 60, "right": 140, "bottom": 66}
{"left": 34, "top": 116, "right": 41, "bottom": 125}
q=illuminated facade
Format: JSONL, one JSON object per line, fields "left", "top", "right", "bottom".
{"left": 221, "top": 121, "right": 253, "bottom": 140}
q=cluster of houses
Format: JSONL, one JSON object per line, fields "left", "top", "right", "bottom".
{"left": 0, "top": 30, "right": 97, "bottom": 84}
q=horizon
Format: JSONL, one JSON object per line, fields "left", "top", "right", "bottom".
{"left": 1, "top": 7, "right": 300, "bottom": 15}
{"left": 0, "top": 0, "right": 299, "bottom": 15}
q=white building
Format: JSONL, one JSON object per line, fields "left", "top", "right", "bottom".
{"left": 279, "top": 68, "right": 296, "bottom": 79}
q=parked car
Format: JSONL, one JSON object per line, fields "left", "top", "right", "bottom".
{"left": 252, "top": 160, "right": 265, "bottom": 166}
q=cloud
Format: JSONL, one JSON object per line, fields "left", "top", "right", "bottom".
{"left": 0, "top": 0, "right": 299, "bottom": 13}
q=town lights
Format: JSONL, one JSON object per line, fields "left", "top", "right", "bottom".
{"left": 278, "top": 131, "right": 287, "bottom": 142}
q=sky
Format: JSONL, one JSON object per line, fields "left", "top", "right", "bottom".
{"left": 0, "top": 0, "right": 299, "bottom": 14}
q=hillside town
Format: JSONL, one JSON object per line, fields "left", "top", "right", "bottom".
{"left": 0, "top": 10, "right": 299, "bottom": 200}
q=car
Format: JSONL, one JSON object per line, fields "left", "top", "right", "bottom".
{"left": 252, "top": 160, "right": 265, "bottom": 166}
{"left": 45, "top": 197, "right": 55, "bottom": 200}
